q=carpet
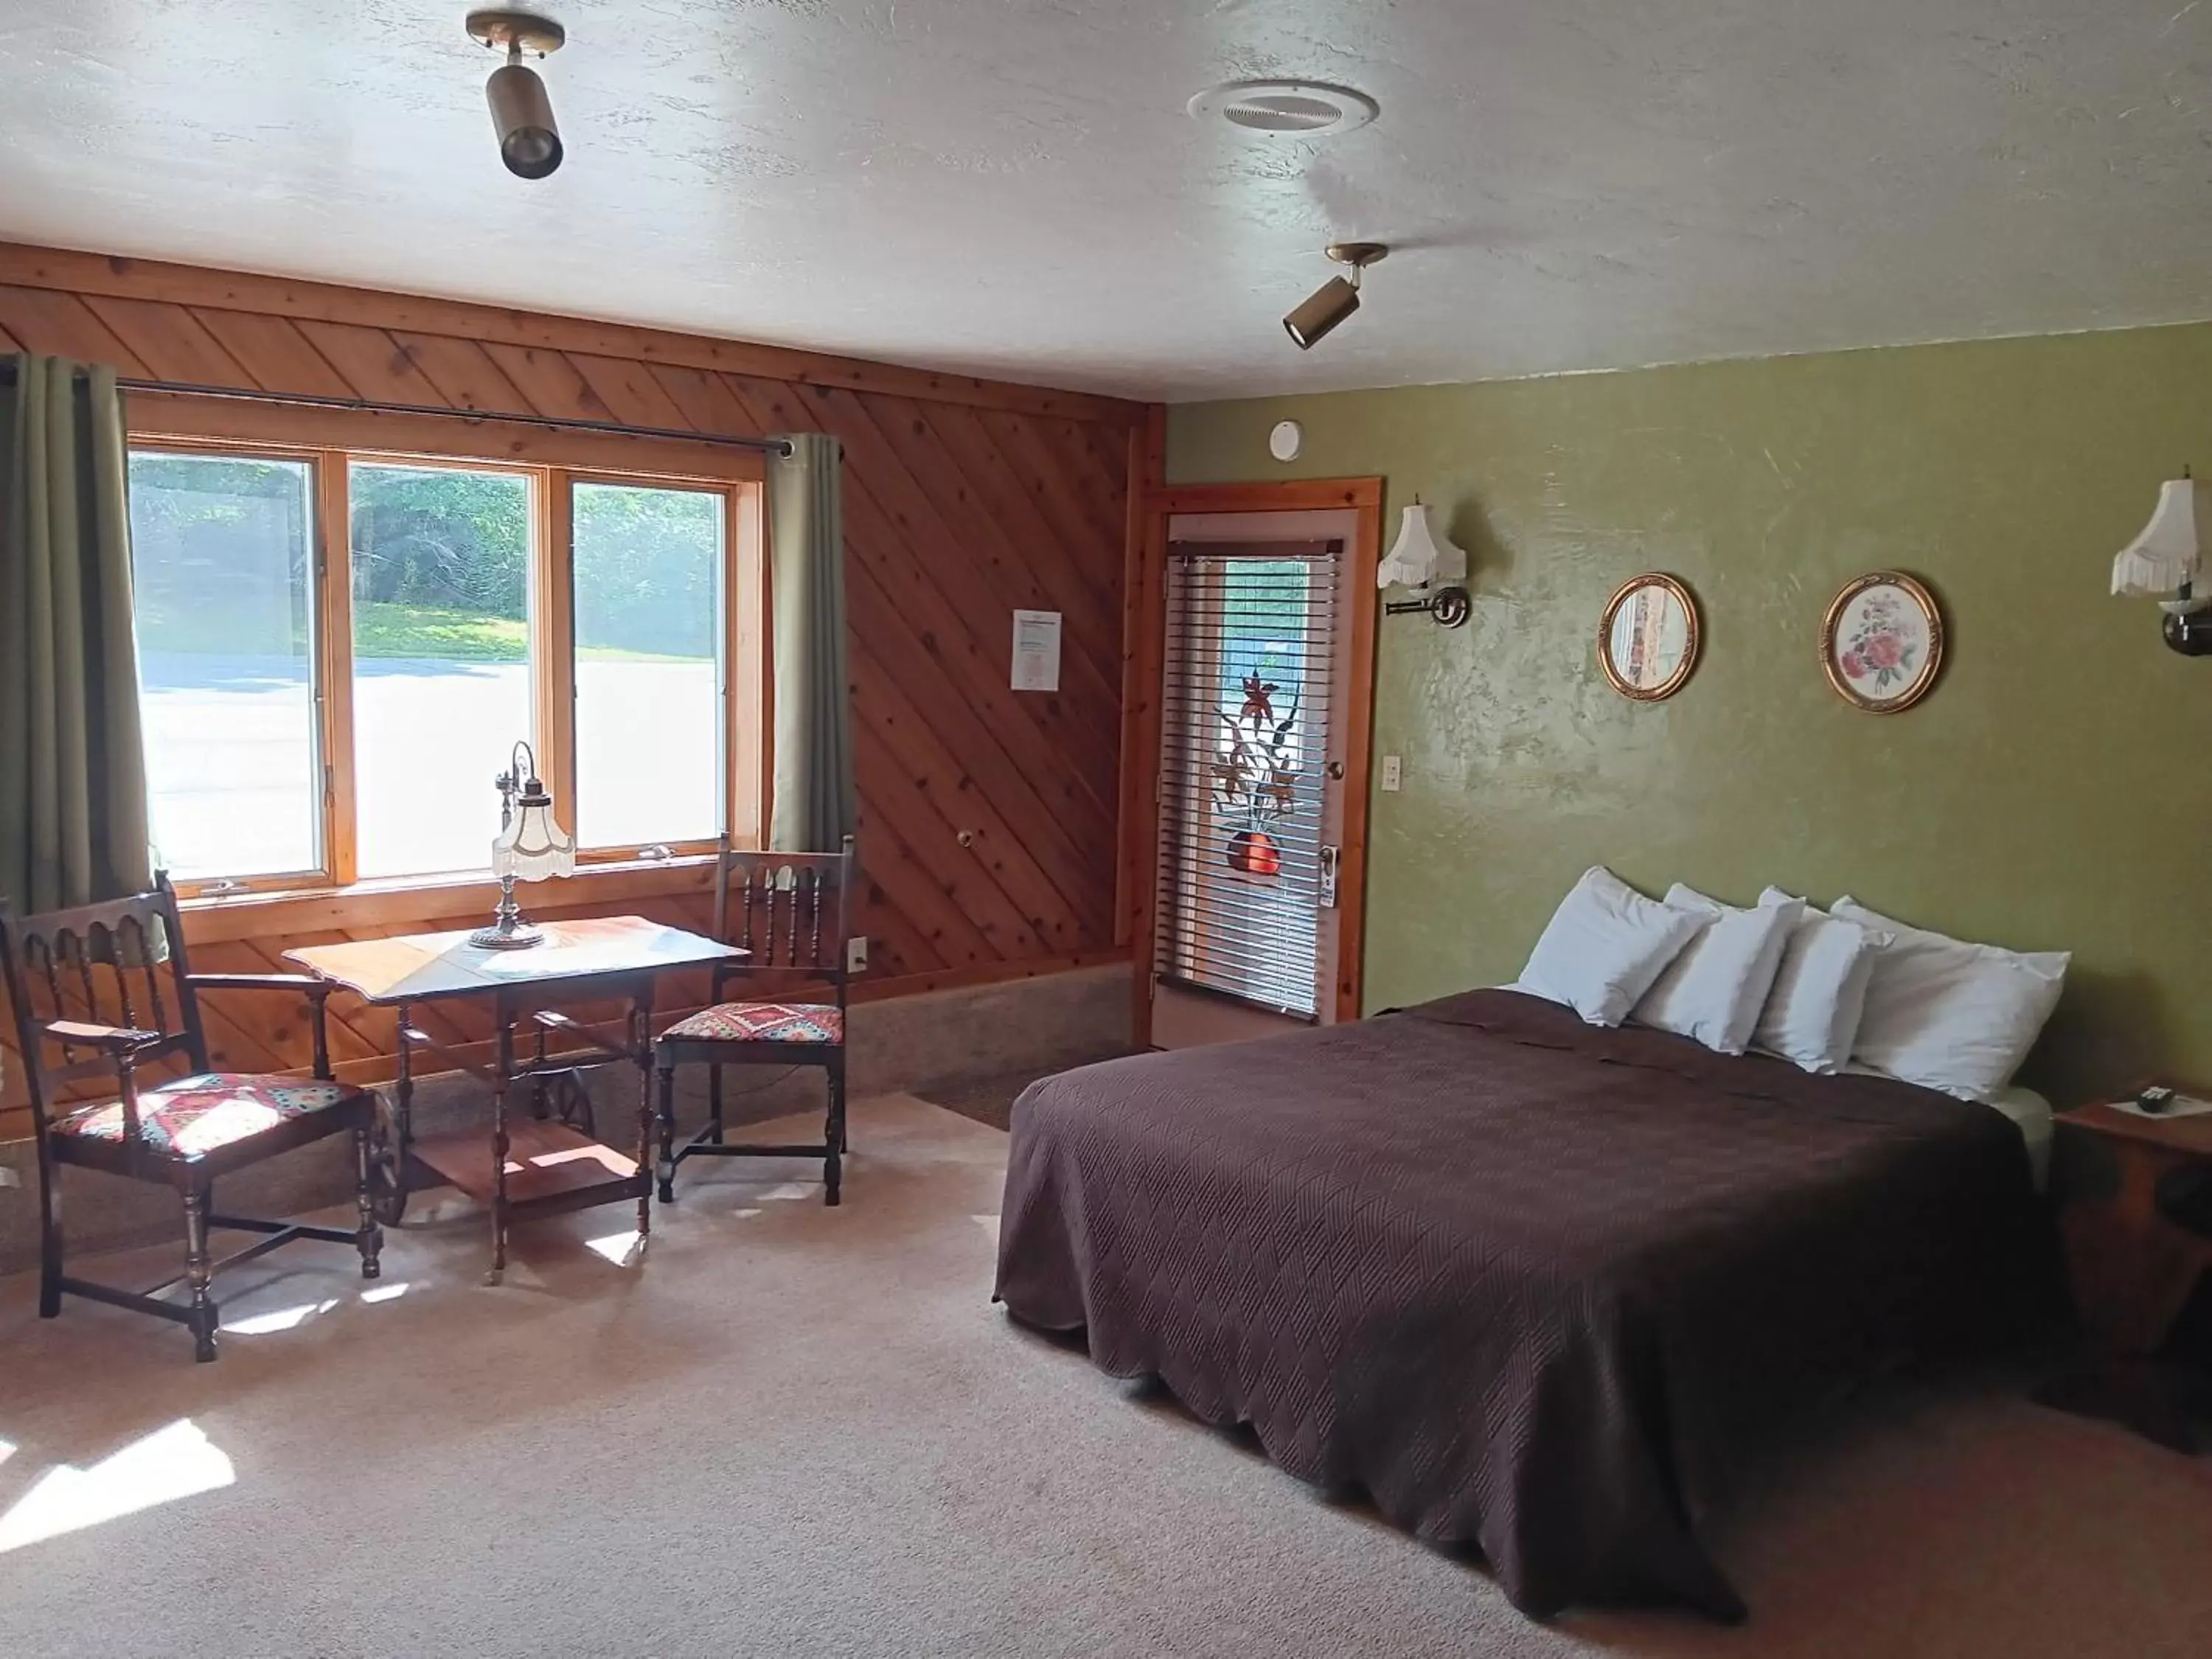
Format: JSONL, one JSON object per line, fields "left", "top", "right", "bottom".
{"left": 1, "top": 1095, "right": 2208, "bottom": 1658}
{"left": 914, "top": 1066, "right": 1071, "bottom": 1132}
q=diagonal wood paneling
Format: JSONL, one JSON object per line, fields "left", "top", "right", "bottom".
{"left": 0, "top": 243, "right": 1144, "bottom": 1135}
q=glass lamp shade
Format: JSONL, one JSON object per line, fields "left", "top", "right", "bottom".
{"left": 1377, "top": 501, "right": 1468, "bottom": 591}
{"left": 492, "top": 792, "right": 574, "bottom": 881}
{"left": 2111, "top": 477, "right": 2210, "bottom": 604}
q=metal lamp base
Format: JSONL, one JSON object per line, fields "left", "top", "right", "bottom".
{"left": 1384, "top": 584, "right": 1472, "bottom": 627}
{"left": 468, "top": 919, "right": 545, "bottom": 950}
{"left": 470, "top": 874, "right": 544, "bottom": 948}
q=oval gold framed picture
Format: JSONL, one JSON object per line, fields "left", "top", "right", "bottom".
{"left": 1820, "top": 571, "right": 1943, "bottom": 713}
{"left": 1598, "top": 573, "right": 1700, "bottom": 702}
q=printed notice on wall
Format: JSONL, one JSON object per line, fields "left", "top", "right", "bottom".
{"left": 1012, "top": 609, "right": 1062, "bottom": 692}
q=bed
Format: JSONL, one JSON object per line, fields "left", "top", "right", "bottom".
{"left": 992, "top": 987, "right": 2052, "bottom": 1621}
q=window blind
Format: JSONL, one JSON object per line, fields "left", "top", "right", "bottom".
{"left": 1154, "top": 540, "right": 1341, "bottom": 1020}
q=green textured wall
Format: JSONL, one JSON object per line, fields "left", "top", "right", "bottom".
{"left": 1166, "top": 324, "right": 2212, "bottom": 1103}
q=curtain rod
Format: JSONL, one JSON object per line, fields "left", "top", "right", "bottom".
{"left": 0, "top": 363, "right": 796, "bottom": 457}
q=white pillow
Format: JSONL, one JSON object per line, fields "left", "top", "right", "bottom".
{"left": 1631, "top": 886, "right": 1805, "bottom": 1055}
{"left": 1520, "top": 868, "right": 1710, "bottom": 1027}
{"left": 1832, "top": 897, "right": 2068, "bottom": 1102}
{"left": 1750, "top": 890, "right": 1892, "bottom": 1074}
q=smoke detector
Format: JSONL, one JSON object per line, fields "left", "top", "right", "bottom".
{"left": 1187, "top": 80, "right": 1379, "bottom": 138}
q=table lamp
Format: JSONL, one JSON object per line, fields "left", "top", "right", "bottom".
{"left": 469, "top": 739, "right": 574, "bottom": 949}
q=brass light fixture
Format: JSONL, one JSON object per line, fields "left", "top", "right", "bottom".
{"left": 465, "top": 10, "right": 567, "bottom": 180}
{"left": 1284, "top": 243, "right": 1388, "bottom": 350}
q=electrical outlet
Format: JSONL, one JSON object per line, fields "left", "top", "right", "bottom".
{"left": 0, "top": 1166, "right": 19, "bottom": 1189}
{"left": 846, "top": 935, "right": 869, "bottom": 973}
{"left": 1380, "top": 754, "right": 1403, "bottom": 792}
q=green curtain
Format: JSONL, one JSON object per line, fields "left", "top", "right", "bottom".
{"left": 0, "top": 353, "right": 152, "bottom": 917}
{"left": 767, "top": 432, "right": 856, "bottom": 853}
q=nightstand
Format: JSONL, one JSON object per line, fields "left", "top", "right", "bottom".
{"left": 2037, "top": 1099, "right": 2212, "bottom": 1450}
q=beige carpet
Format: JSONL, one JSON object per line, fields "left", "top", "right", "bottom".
{"left": 1, "top": 1094, "right": 2209, "bottom": 1658}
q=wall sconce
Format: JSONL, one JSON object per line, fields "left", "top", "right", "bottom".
{"left": 1378, "top": 498, "right": 1471, "bottom": 627}
{"left": 2110, "top": 471, "right": 2212, "bottom": 655}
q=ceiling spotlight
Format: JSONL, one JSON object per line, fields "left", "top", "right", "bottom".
{"left": 466, "top": 10, "right": 566, "bottom": 180}
{"left": 1284, "top": 243, "right": 1388, "bottom": 351}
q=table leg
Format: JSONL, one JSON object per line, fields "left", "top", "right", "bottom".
{"left": 489, "top": 995, "right": 512, "bottom": 1284}
{"left": 633, "top": 987, "right": 654, "bottom": 1242}
{"left": 372, "top": 1000, "right": 416, "bottom": 1227}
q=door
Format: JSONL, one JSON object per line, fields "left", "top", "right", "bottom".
{"left": 1152, "top": 509, "right": 1361, "bottom": 1049}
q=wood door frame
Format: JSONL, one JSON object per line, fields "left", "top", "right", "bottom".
{"left": 1120, "top": 474, "right": 1383, "bottom": 1046}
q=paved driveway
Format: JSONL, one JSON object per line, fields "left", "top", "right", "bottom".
{"left": 142, "top": 653, "right": 717, "bottom": 881}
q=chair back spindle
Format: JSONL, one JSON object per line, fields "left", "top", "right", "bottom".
{"left": 707, "top": 836, "right": 857, "bottom": 990}
{"left": 0, "top": 877, "right": 206, "bottom": 1138}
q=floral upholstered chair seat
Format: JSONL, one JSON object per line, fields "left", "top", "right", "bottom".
{"left": 55, "top": 1074, "right": 374, "bottom": 1161}
{"left": 664, "top": 1001, "right": 844, "bottom": 1045}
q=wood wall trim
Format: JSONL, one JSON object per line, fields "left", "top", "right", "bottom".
{"left": 177, "top": 861, "right": 720, "bottom": 947}
{"left": 1118, "top": 406, "right": 1169, "bottom": 1043}
{"left": 126, "top": 388, "right": 771, "bottom": 482}
{"left": 0, "top": 242, "right": 1144, "bottom": 426}
{"left": 1333, "top": 500, "right": 1383, "bottom": 1023}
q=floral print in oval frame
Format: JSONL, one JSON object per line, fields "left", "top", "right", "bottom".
{"left": 1820, "top": 571, "right": 1944, "bottom": 713}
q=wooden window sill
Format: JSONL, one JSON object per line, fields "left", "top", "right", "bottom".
{"left": 178, "top": 856, "right": 720, "bottom": 946}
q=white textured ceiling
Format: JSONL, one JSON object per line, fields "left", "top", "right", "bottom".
{"left": 2, "top": 1, "right": 2210, "bottom": 401}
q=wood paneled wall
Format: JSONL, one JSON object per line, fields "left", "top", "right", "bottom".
{"left": 0, "top": 243, "right": 1152, "bottom": 1134}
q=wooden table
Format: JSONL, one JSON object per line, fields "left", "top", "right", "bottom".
{"left": 287, "top": 916, "right": 745, "bottom": 1282}
{"left": 2039, "top": 1099, "right": 2212, "bottom": 1450}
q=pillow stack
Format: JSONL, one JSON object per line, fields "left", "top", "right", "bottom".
{"left": 1829, "top": 897, "right": 2068, "bottom": 1102}
{"left": 1632, "top": 886, "right": 1802, "bottom": 1054}
{"left": 1516, "top": 869, "right": 2067, "bottom": 1102}
{"left": 1518, "top": 868, "right": 1710, "bottom": 1026}
{"left": 1749, "top": 891, "right": 1891, "bottom": 1074}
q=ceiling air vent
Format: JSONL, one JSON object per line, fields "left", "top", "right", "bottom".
{"left": 1187, "top": 80, "right": 1379, "bottom": 138}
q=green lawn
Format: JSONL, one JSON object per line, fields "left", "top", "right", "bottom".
{"left": 354, "top": 601, "right": 527, "bottom": 661}
{"left": 138, "top": 600, "right": 700, "bottom": 662}
{"left": 354, "top": 601, "right": 699, "bottom": 663}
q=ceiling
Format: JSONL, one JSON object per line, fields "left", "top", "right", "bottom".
{"left": 2, "top": 1, "right": 2209, "bottom": 402}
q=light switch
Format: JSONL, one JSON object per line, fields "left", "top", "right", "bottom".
{"left": 1380, "top": 755, "right": 1402, "bottom": 792}
{"left": 846, "top": 936, "right": 869, "bottom": 973}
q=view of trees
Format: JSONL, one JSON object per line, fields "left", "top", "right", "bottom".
{"left": 349, "top": 464, "right": 528, "bottom": 616}
{"left": 574, "top": 480, "right": 720, "bottom": 660}
{"left": 128, "top": 453, "right": 313, "bottom": 657}
{"left": 127, "top": 454, "right": 722, "bottom": 662}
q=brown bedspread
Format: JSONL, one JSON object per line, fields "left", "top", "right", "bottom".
{"left": 992, "top": 989, "right": 2048, "bottom": 1621}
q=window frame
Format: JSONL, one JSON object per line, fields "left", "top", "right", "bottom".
{"left": 126, "top": 438, "right": 333, "bottom": 896}
{"left": 125, "top": 414, "right": 768, "bottom": 906}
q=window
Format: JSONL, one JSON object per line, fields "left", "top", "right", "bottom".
{"left": 129, "top": 451, "right": 322, "bottom": 883}
{"left": 125, "top": 434, "right": 762, "bottom": 896}
{"left": 571, "top": 481, "right": 725, "bottom": 851}
{"left": 349, "top": 461, "right": 538, "bottom": 880}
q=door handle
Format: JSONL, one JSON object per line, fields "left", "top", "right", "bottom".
{"left": 1318, "top": 844, "right": 1340, "bottom": 908}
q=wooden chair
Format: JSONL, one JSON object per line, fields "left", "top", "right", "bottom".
{"left": 0, "top": 878, "right": 382, "bottom": 1362}
{"left": 655, "top": 837, "right": 856, "bottom": 1206}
